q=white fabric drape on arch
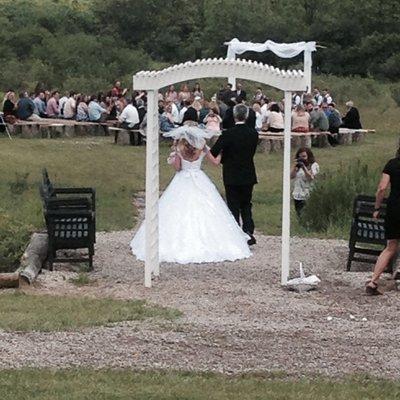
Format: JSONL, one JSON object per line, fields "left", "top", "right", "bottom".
{"left": 226, "top": 38, "right": 316, "bottom": 60}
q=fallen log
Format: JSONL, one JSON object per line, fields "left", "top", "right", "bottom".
{"left": 19, "top": 233, "right": 48, "bottom": 285}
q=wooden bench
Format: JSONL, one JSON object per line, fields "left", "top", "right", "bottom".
{"left": 347, "top": 194, "right": 387, "bottom": 271}
{"left": 258, "top": 131, "right": 331, "bottom": 152}
{"left": 109, "top": 127, "right": 144, "bottom": 146}
{"left": 40, "top": 169, "right": 96, "bottom": 270}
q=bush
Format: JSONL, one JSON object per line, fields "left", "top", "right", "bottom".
{"left": 300, "top": 161, "right": 379, "bottom": 236}
{"left": 0, "top": 211, "right": 32, "bottom": 273}
{"left": 390, "top": 83, "right": 400, "bottom": 107}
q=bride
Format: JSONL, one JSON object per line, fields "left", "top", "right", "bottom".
{"left": 130, "top": 126, "right": 251, "bottom": 264}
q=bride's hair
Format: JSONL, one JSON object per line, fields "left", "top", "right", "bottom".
{"left": 177, "top": 138, "right": 197, "bottom": 159}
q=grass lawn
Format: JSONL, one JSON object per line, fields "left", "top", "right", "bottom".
{"left": 0, "top": 370, "right": 399, "bottom": 399}
{"left": 0, "top": 292, "right": 181, "bottom": 332}
{"left": 0, "top": 129, "right": 397, "bottom": 237}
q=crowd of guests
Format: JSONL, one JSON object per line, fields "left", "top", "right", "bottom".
{"left": 1, "top": 80, "right": 146, "bottom": 130}
{"left": 2, "top": 79, "right": 363, "bottom": 142}
{"left": 155, "top": 83, "right": 363, "bottom": 147}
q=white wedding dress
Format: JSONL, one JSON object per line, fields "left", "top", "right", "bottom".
{"left": 130, "top": 152, "right": 251, "bottom": 264}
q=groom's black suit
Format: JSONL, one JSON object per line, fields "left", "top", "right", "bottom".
{"left": 210, "top": 122, "right": 258, "bottom": 234}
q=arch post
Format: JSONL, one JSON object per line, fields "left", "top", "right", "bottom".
{"left": 144, "top": 89, "right": 159, "bottom": 288}
{"left": 281, "top": 90, "right": 292, "bottom": 285}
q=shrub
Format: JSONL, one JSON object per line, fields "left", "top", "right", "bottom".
{"left": 0, "top": 211, "right": 32, "bottom": 272}
{"left": 8, "top": 172, "right": 30, "bottom": 195}
{"left": 390, "top": 83, "right": 400, "bottom": 107}
{"left": 300, "top": 161, "right": 379, "bottom": 237}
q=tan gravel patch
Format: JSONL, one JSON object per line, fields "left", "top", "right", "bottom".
{"left": 2, "top": 231, "right": 399, "bottom": 378}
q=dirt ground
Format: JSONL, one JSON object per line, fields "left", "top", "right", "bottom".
{"left": 1, "top": 231, "right": 399, "bottom": 378}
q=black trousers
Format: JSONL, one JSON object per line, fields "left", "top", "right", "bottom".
{"left": 224, "top": 184, "right": 255, "bottom": 234}
{"left": 294, "top": 199, "right": 306, "bottom": 217}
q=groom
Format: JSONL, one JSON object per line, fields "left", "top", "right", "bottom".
{"left": 210, "top": 103, "right": 259, "bottom": 245}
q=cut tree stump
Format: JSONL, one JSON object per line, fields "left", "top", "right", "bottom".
{"left": 19, "top": 233, "right": 49, "bottom": 286}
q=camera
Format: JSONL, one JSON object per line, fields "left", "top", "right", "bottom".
{"left": 296, "top": 158, "right": 305, "bottom": 168}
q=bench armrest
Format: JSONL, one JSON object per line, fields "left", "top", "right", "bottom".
{"left": 53, "top": 187, "right": 95, "bottom": 195}
{"left": 44, "top": 209, "right": 94, "bottom": 218}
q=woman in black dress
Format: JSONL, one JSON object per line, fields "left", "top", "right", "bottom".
{"left": 366, "top": 145, "right": 400, "bottom": 295}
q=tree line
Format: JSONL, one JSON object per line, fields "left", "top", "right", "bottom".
{"left": 1, "top": 0, "right": 399, "bottom": 93}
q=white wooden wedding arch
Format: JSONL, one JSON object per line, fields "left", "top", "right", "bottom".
{"left": 133, "top": 58, "right": 308, "bottom": 288}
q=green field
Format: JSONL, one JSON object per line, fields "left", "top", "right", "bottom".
{"left": 0, "top": 129, "right": 396, "bottom": 235}
{"left": 0, "top": 370, "right": 399, "bottom": 400}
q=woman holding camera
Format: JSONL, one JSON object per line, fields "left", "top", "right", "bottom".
{"left": 290, "top": 147, "right": 319, "bottom": 216}
{"left": 366, "top": 146, "right": 400, "bottom": 295}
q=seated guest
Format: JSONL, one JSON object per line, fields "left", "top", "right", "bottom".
{"left": 178, "top": 100, "right": 190, "bottom": 124}
{"left": 76, "top": 95, "right": 89, "bottom": 121}
{"left": 222, "top": 99, "right": 236, "bottom": 130}
{"left": 178, "top": 83, "right": 192, "bottom": 103}
{"left": 88, "top": 95, "right": 108, "bottom": 122}
{"left": 3, "top": 91, "right": 17, "bottom": 123}
{"left": 159, "top": 103, "right": 176, "bottom": 132}
{"left": 342, "top": 101, "right": 362, "bottom": 129}
{"left": 111, "top": 80, "right": 127, "bottom": 97}
{"left": 221, "top": 83, "right": 234, "bottom": 104}
{"left": 182, "top": 106, "right": 198, "bottom": 125}
{"left": 327, "top": 102, "right": 342, "bottom": 134}
{"left": 234, "top": 83, "right": 247, "bottom": 101}
{"left": 118, "top": 98, "right": 139, "bottom": 129}
{"left": 291, "top": 105, "right": 310, "bottom": 132}
{"left": 17, "top": 92, "right": 39, "bottom": 121}
{"left": 136, "top": 99, "right": 146, "bottom": 126}
{"left": 266, "top": 103, "right": 284, "bottom": 132}
{"left": 192, "top": 83, "right": 204, "bottom": 100}
{"left": 33, "top": 92, "right": 47, "bottom": 118}
{"left": 252, "top": 103, "right": 263, "bottom": 131}
{"left": 309, "top": 103, "right": 329, "bottom": 132}
{"left": 203, "top": 106, "right": 222, "bottom": 132}
{"left": 165, "top": 85, "right": 178, "bottom": 104}
{"left": 46, "top": 91, "right": 59, "bottom": 118}
{"left": 199, "top": 100, "right": 210, "bottom": 122}
{"left": 63, "top": 92, "right": 77, "bottom": 119}
{"left": 107, "top": 96, "right": 119, "bottom": 120}
{"left": 253, "top": 88, "right": 264, "bottom": 102}
{"left": 58, "top": 92, "right": 68, "bottom": 118}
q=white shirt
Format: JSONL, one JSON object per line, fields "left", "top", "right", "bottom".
{"left": 59, "top": 96, "right": 68, "bottom": 116}
{"left": 171, "top": 102, "right": 180, "bottom": 123}
{"left": 63, "top": 97, "right": 76, "bottom": 119}
{"left": 118, "top": 104, "right": 139, "bottom": 128}
{"left": 292, "top": 162, "right": 320, "bottom": 200}
{"left": 324, "top": 94, "right": 332, "bottom": 104}
{"left": 178, "top": 106, "right": 187, "bottom": 124}
{"left": 255, "top": 111, "right": 263, "bottom": 130}
{"left": 314, "top": 94, "right": 323, "bottom": 106}
{"left": 260, "top": 103, "right": 269, "bottom": 122}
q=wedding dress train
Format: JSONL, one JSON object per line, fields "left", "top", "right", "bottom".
{"left": 130, "top": 153, "right": 251, "bottom": 264}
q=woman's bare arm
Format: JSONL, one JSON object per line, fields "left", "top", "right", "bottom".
{"left": 374, "top": 173, "right": 390, "bottom": 217}
{"left": 171, "top": 153, "right": 182, "bottom": 171}
{"left": 204, "top": 146, "right": 221, "bottom": 166}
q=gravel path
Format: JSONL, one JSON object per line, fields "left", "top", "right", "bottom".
{"left": 1, "top": 231, "right": 399, "bottom": 378}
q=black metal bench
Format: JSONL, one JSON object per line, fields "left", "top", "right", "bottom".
{"left": 347, "top": 194, "right": 387, "bottom": 271}
{"left": 40, "top": 169, "right": 96, "bottom": 270}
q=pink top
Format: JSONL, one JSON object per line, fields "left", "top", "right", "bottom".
{"left": 46, "top": 97, "right": 59, "bottom": 116}
{"left": 165, "top": 91, "right": 178, "bottom": 103}
{"left": 204, "top": 115, "right": 221, "bottom": 131}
